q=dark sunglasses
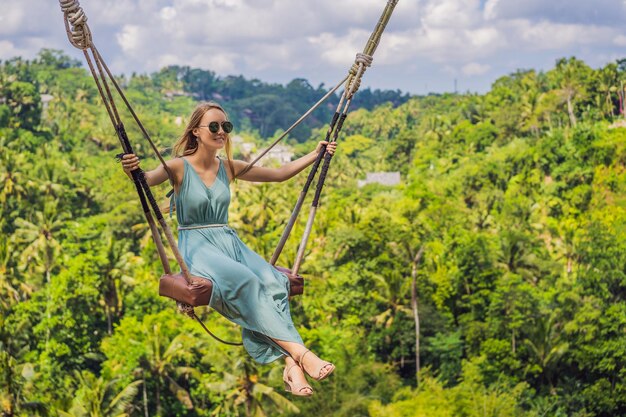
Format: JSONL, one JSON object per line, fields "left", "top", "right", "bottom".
{"left": 199, "top": 121, "right": 233, "bottom": 134}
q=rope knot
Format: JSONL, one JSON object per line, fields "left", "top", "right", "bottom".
{"left": 349, "top": 53, "right": 374, "bottom": 76}
{"left": 59, "top": 0, "right": 92, "bottom": 49}
{"left": 346, "top": 53, "right": 373, "bottom": 98}
{"left": 177, "top": 301, "right": 196, "bottom": 317}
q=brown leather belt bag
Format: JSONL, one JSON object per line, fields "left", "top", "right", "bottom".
{"left": 159, "top": 266, "right": 304, "bottom": 307}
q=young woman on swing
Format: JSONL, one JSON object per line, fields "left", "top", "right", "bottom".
{"left": 121, "top": 101, "right": 336, "bottom": 397}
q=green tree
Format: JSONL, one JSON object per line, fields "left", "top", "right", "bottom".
{"left": 56, "top": 371, "right": 141, "bottom": 417}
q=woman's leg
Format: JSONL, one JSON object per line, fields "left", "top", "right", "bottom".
{"left": 273, "top": 339, "right": 335, "bottom": 380}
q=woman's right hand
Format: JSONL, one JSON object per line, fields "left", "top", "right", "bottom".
{"left": 121, "top": 153, "right": 140, "bottom": 175}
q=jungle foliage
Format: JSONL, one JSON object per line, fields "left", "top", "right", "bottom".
{"left": 2, "top": 49, "right": 626, "bottom": 416}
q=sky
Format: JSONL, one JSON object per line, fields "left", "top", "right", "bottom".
{"left": 2, "top": 0, "right": 626, "bottom": 95}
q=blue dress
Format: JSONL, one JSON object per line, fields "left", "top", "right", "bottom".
{"left": 174, "top": 157, "right": 303, "bottom": 363}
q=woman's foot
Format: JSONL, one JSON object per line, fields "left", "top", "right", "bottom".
{"left": 298, "top": 349, "right": 335, "bottom": 381}
{"left": 283, "top": 358, "right": 313, "bottom": 397}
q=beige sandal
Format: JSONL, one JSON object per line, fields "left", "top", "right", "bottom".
{"left": 298, "top": 350, "right": 335, "bottom": 381}
{"left": 283, "top": 364, "right": 313, "bottom": 397}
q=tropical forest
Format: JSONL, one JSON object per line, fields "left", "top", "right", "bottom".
{"left": 2, "top": 49, "right": 626, "bottom": 417}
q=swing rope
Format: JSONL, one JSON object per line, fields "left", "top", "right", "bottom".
{"left": 272, "top": 0, "right": 399, "bottom": 272}
{"left": 58, "top": 0, "right": 399, "bottom": 344}
{"left": 60, "top": 0, "right": 242, "bottom": 346}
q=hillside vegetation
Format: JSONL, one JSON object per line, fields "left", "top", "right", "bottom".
{"left": 2, "top": 49, "right": 626, "bottom": 416}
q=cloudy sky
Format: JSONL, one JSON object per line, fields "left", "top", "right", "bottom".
{"left": 2, "top": 0, "right": 626, "bottom": 94}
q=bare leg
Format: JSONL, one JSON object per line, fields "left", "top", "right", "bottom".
{"left": 274, "top": 340, "right": 308, "bottom": 361}
{"left": 272, "top": 339, "right": 334, "bottom": 380}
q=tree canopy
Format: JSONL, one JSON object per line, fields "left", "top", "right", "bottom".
{"left": 2, "top": 49, "right": 626, "bottom": 416}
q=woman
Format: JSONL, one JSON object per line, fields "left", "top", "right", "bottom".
{"left": 122, "top": 102, "right": 336, "bottom": 397}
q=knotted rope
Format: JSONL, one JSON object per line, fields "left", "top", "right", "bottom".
{"left": 59, "top": 0, "right": 92, "bottom": 50}
{"left": 346, "top": 53, "right": 374, "bottom": 99}
{"left": 272, "top": 0, "right": 400, "bottom": 270}
{"left": 58, "top": 0, "right": 399, "bottom": 343}
{"left": 57, "top": 0, "right": 243, "bottom": 346}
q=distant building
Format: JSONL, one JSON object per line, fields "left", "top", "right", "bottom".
{"left": 609, "top": 119, "right": 626, "bottom": 129}
{"left": 41, "top": 94, "right": 54, "bottom": 118}
{"left": 264, "top": 144, "right": 293, "bottom": 164}
{"left": 231, "top": 135, "right": 256, "bottom": 158}
{"left": 231, "top": 137, "right": 293, "bottom": 164}
{"left": 358, "top": 172, "right": 401, "bottom": 187}
{"left": 163, "top": 90, "right": 189, "bottom": 99}
{"left": 248, "top": 143, "right": 294, "bottom": 165}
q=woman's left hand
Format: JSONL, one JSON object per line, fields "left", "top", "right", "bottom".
{"left": 316, "top": 141, "right": 338, "bottom": 155}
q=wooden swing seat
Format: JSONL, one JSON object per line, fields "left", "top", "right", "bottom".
{"left": 159, "top": 266, "right": 304, "bottom": 307}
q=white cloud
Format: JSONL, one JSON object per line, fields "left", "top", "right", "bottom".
{"left": 1, "top": 0, "right": 626, "bottom": 94}
{"left": 188, "top": 51, "right": 239, "bottom": 74}
{"left": 512, "top": 20, "right": 615, "bottom": 50}
{"left": 483, "top": 0, "right": 501, "bottom": 21}
{"left": 421, "top": 0, "right": 482, "bottom": 29}
{"left": 160, "top": 7, "right": 177, "bottom": 21}
{"left": 467, "top": 27, "right": 503, "bottom": 49}
{"left": 462, "top": 62, "right": 491, "bottom": 76}
{"left": 116, "top": 25, "right": 142, "bottom": 54}
{"left": 614, "top": 35, "right": 626, "bottom": 47}
{"left": 0, "top": 40, "right": 21, "bottom": 57}
{"left": 308, "top": 30, "right": 371, "bottom": 68}
{"left": 482, "top": 0, "right": 626, "bottom": 25}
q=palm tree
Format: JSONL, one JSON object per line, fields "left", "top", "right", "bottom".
{"left": 371, "top": 268, "right": 412, "bottom": 329}
{"left": 13, "top": 200, "right": 69, "bottom": 360}
{"left": 0, "top": 145, "right": 28, "bottom": 204}
{"left": 409, "top": 246, "right": 424, "bottom": 383}
{"left": 497, "top": 229, "right": 543, "bottom": 285}
{"left": 549, "top": 217, "right": 581, "bottom": 276}
{"left": 56, "top": 370, "right": 141, "bottom": 417}
{"left": 594, "top": 64, "right": 619, "bottom": 119}
{"left": 523, "top": 315, "right": 569, "bottom": 391}
{"left": 206, "top": 357, "right": 298, "bottom": 417}
{"left": 13, "top": 200, "right": 69, "bottom": 288}
{"left": 101, "top": 236, "right": 143, "bottom": 334}
{"left": 0, "top": 236, "right": 21, "bottom": 312}
{"left": 231, "top": 181, "right": 294, "bottom": 260}
{"left": 140, "top": 325, "right": 201, "bottom": 415}
{"left": 0, "top": 341, "right": 43, "bottom": 417}
{"left": 423, "top": 114, "right": 452, "bottom": 149}
{"left": 552, "top": 57, "right": 591, "bottom": 127}
{"left": 517, "top": 71, "right": 545, "bottom": 135}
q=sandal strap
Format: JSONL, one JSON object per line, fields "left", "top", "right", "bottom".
{"left": 284, "top": 362, "right": 313, "bottom": 395}
{"left": 298, "top": 349, "right": 312, "bottom": 369}
{"left": 291, "top": 382, "right": 313, "bottom": 393}
{"left": 284, "top": 363, "right": 299, "bottom": 377}
{"left": 298, "top": 349, "right": 334, "bottom": 380}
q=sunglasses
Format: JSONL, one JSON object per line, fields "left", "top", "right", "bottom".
{"left": 198, "top": 121, "right": 234, "bottom": 134}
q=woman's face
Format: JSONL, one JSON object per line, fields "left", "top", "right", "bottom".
{"left": 193, "top": 108, "right": 229, "bottom": 150}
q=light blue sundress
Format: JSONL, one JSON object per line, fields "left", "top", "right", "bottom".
{"left": 174, "top": 157, "right": 303, "bottom": 363}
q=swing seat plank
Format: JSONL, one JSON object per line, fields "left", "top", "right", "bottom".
{"left": 159, "top": 266, "right": 304, "bottom": 306}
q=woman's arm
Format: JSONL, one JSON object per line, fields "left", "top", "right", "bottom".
{"left": 231, "top": 141, "right": 337, "bottom": 183}
{"left": 121, "top": 154, "right": 183, "bottom": 187}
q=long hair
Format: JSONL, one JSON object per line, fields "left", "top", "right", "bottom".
{"left": 173, "top": 101, "right": 236, "bottom": 179}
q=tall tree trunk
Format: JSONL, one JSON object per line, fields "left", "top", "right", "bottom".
{"left": 143, "top": 372, "right": 150, "bottom": 417}
{"left": 106, "top": 305, "right": 112, "bottom": 335}
{"left": 411, "top": 246, "right": 425, "bottom": 386}
{"left": 45, "top": 268, "right": 51, "bottom": 360}
{"left": 156, "top": 379, "right": 161, "bottom": 417}
{"left": 567, "top": 91, "right": 577, "bottom": 127}
{"left": 512, "top": 330, "right": 516, "bottom": 354}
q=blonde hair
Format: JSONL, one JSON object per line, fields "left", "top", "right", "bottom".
{"left": 173, "top": 101, "right": 236, "bottom": 179}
